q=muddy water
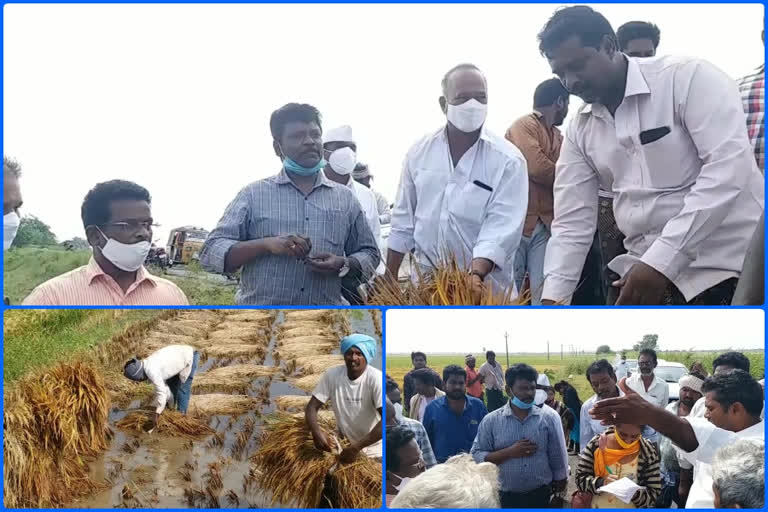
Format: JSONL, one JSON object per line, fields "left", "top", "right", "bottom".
{"left": 73, "top": 309, "right": 381, "bottom": 509}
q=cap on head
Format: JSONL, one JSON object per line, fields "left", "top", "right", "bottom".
{"left": 323, "top": 125, "right": 355, "bottom": 145}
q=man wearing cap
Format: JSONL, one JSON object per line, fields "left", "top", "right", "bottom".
{"left": 353, "top": 163, "right": 391, "bottom": 225}
{"left": 323, "top": 126, "right": 382, "bottom": 303}
{"left": 306, "top": 333, "right": 383, "bottom": 462}
{"left": 465, "top": 354, "right": 484, "bottom": 401}
{"left": 123, "top": 344, "right": 200, "bottom": 432}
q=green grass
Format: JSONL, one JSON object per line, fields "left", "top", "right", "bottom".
{"left": 3, "top": 309, "right": 166, "bottom": 382}
{"left": 386, "top": 350, "right": 765, "bottom": 404}
{"left": 3, "top": 247, "right": 234, "bottom": 305}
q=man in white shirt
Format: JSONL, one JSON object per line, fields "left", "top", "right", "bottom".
{"left": 386, "top": 63, "right": 528, "bottom": 300}
{"left": 353, "top": 163, "right": 391, "bottom": 225}
{"left": 305, "top": 333, "right": 383, "bottom": 461}
{"left": 537, "top": 6, "right": 764, "bottom": 306}
{"left": 590, "top": 369, "right": 764, "bottom": 508}
{"left": 123, "top": 344, "right": 200, "bottom": 431}
{"left": 323, "top": 126, "right": 382, "bottom": 302}
{"left": 409, "top": 368, "right": 446, "bottom": 423}
{"left": 614, "top": 353, "right": 629, "bottom": 380}
{"left": 478, "top": 350, "right": 506, "bottom": 412}
{"left": 625, "top": 348, "right": 668, "bottom": 408}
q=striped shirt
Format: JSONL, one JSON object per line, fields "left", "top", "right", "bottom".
{"left": 471, "top": 400, "right": 568, "bottom": 493}
{"left": 395, "top": 416, "right": 438, "bottom": 468}
{"left": 738, "top": 64, "right": 765, "bottom": 172}
{"left": 21, "top": 257, "right": 189, "bottom": 306}
{"left": 575, "top": 428, "right": 661, "bottom": 508}
{"left": 200, "top": 169, "right": 379, "bottom": 305}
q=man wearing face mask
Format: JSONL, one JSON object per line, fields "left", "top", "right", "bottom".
{"left": 385, "top": 425, "right": 427, "bottom": 506}
{"left": 538, "top": 6, "right": 764, "bottom": 306}
{"left": 471, "top": 364, "right": 568, "bottom": 508}
{"left": 322, "top": 125, "right": 382, "bottom": 303}
{"left": 387, "top": 64, "right": 528, "bottom": 301}
{"left": 4, "top": 156, "right": 23, "bottom": 253}
{"left": 353, "top": 163, "right": 391, "bottom": 225}
{"left": 22, "top": 180, "right": 188, "bottom": 305}
{"left": 201, "top": 103, "right": 379, "bottom": 305}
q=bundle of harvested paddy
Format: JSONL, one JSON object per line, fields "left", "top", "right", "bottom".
{"left": 202, "top": 344, "right": 267, "bottom": 359}
{"left": 294, "top": 354, "right": 345, "bottom": 375}
{"left": 3, "top": 362, "right": 110, "bottom": 508}
{"left": 115, "top": 410, "right": 214, "bottom": 439}
{"left": 178, "top": 310, "right": 223, "bottom": 324}
{"left": 288, "top": 410, "right": 336, "bottom": 423}
{"left": 277, "top": 334, "right": 337, "bottom": 347}
{"left": 224, "top": 311, "right": 276, "bottom": 322}
{"left": 192, "top": 365, "right": 277, "bottom": 393}
{"left": 252, "top": 414, "right": 381, "bottom": 508}
{"left": 155, "top": 320, "right": 212, "bottom": 337}
{"left": 207, "top": 326, "right": 268, "bottom": 344}
{"left": 279, "top": 319, "right": 327, "bottom": 330}
{"left": 274, "top": 345, "right": 333, "bottom": 361}
{"left": 189, "top": 393, "right": 260, "bottom": 416}
{"left": 371, "top": 310, "right": 382, "bottom": 337}
{"left": 278, "top": 326, "right": 335, "bottom": 339}
{"left": 367, "top": 253, "right": 524, "bottom": 306}
{"left": 291, "top": 373, "right": 325, "bottom": 393}
{"left": 283, "top": 310, "right": 334, "bottom": 322}
{"left": 273, "top": 395, "right": 312, "bottom": 412}
{"left": 143, "top": 332, "right": 200, "bottom": 347}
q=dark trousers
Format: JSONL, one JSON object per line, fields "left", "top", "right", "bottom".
{"left": 500, "top": 485, "right": 552, "bottom": 508}
{"left": 166, "top": 350, "right": 200, "bottom": 414}
{"left": 572, "top": 232, "right": 606, "bottom": 306}
{"left": 486, "top": 388, "right": 506, "bottom": 412}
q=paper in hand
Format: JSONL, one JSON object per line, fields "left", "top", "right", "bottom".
{"left": 597, "top": 477, "right": 642, "bottom": 504}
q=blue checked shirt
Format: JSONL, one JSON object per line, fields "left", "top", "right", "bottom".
{"left": 471, "top": 401, "right": 568, "bottom": 493}
{"left": 200, "top": 169, "right": 380, "bottom": 305}
{"left": 396, "top": 416, "right": 437, "bottom": 468}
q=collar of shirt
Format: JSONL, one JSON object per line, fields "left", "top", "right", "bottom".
{"left": 501, "top": 400, "right": 542, "bottom": 420}
{"left": 628, "top": 372, "right": 665, "bottom": 393}
{"left": 85, "top": 257, "right": 158, "bottom": 289}
{"left": 581, "top": 56, "right": 650, "bottom": 117}
{"left": 274, "top": 167, "right": 334, "bottom": 191}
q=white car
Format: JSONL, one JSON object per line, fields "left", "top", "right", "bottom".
{"left": 654, "top": 360, "right": 688, "bottom": 402}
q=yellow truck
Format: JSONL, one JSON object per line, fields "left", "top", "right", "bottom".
{"left": 166, "top": 226, "right": 209, "bottom": 265}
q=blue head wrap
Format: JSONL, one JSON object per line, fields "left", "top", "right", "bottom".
{"left": 341, "top": 333, "right": 377, "bottom": 362}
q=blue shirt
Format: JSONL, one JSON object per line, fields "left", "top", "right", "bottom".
{"left": 471, "top": 401, "right": 568, "bottom": 493}
{"left": 422, "top": 394, "right": 487, "bottom": 463}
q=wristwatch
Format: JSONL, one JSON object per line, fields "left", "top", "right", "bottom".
{"left": 468, "top": 269, "right": 486, "bottom": 281}
{"left": 338, "top": 258, "right": 350, "bottom": 278}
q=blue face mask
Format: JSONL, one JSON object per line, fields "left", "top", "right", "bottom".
{"left": 510, "top": 395, "right": 534, "bottom": 410}
{"left": 283, "top": 156, "right": 326, "bottom": 176}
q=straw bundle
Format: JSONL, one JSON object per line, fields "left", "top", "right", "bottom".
{"left": 207, "top": 327, "right": 268, "bottom": 344}
{"left": 278, "top": 334, "right": 337, "bottom": 347}
{"left": 3, "top": 362, "right": 110, "bottom": 508}
{"left": 252, "top": 414, "right": 381, "bottom": 508}
{"left": 115, "top": 410, "right": 214, "bottom": 439}
{"left": 273, "top": 395, "right": 312, "bottom": 412}
{"left": 155, "top": 320, "right": 212, "bottom": 337}
{"left": 367, "top": 253, "right": 523, "bottom": 305}
{"left": 275, "top": 345, "right": 332, "bottom": 361}
{"left": 279, "top": 320, "right": 327, "bottom": 331}
{"left": 278, "top": 326, "right": 335, "bottom": 340}
{"left": 189, "top": 394, "right": 260, "bottom": 416}
{"left": 192, "top": 365, "right": 277, "bottom": 393}
{"left": 371, "top": 310, "right": 382, "bottom": 337}
{"left": 142, "top": 333, "right": 201, "bottom": 347}
{"left": 283, "top": 310, "right": 334, "bottom": 322}
{"left": 288, "top": 410, "right": 337, "bottom": 423}
{"left": 294, "top": 355, "right": 345, "bottom": 375}
{"left": 224, "top": 311, "right": 276, "bottom": 323}
{"left": 178, "top": 310, "right": 223, "bottom": 324}
{"left": 291, "top": 373, "right": 325, "bottom": 393}
{"left": 203, "top": 344, "right": 267, "bottom": 358}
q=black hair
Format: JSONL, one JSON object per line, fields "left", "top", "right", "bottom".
{"left": 81, "top": 180, "right": 151, "bottom": 229}
{"left": 4, "top": 156, "right": 21, "bottom": 178}
{"left": 505, "top": 363, "right": 539, "bottom": 388}
{"left": 354, "top": 162, "right": 368, "bottom": 173}
{"left": 411, "top": 351, "right": 427, "bottom": 362}
{"left": 533, "top": 78, "right": 569, "bottom": 108}
{"left": 269, "top": 103, "right": 322, "bottom": 141}
{"left": 412, "top": 368, "right": 437, "bottom": 386}
{"left": 442, "top": 364, "right": 466, "bottom": 383}
{"left": 386, "top": 425, "right": 416, "bottom": 472}
{"left": 713, "top": 352, "right": 751, "bottom": 373}
{"left": 486, "top": 350, "right": 496, "bottom": 359}
{"left": 441, "top": 63, "right": 485, "bottom": 95}
{"left": 639, "top": 349, "right": 658, "bottom": 365}
{"left": 701, "top": 369, "right": 763, "bottom": 418}
{"left": 538, "top": 5, "right": 618, "bottom": 57}
{"left": 689, "top": 371, "right": 708, "bottom": 381}
{"left": 617, "top": 21, "right": 661, "bottom": 51}
{"left": 386, "top": 375, "right": 400, "bottom": 393}
{"left": 586, "top": 359, "right": 616, "bottom": 382}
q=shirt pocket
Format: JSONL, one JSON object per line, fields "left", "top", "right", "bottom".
{"left": 317, "top": 208, "right": 347, "bottom": 253}
{"left": 641, "top": 128, "right": 697, "bottom": 190}
{"left": 448, "top": 180, "right": 492, "bottom": 227}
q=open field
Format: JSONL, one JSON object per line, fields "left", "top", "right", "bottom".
{"left": 386, "top": 351, "right": 765, "bottom": 403}
{"left": 3, "top": 247, "right": 236, "bottom": 305}
{"left": 4, "top": 309, "right": 382, "bottom": 508}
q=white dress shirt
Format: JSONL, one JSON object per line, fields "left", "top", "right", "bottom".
{"left": 389, "top": 126, "right": 528, "bottom": 293}
{"left": 626, "top": 372, "right": 669, "bottom": 408}
{"left": 348, "top": 178, "right": 381, "bottom": 243}
{"left": 143, "top": 344, "right": 195, "bottom": 414}
{"left": 543, "top": 55, "right": 764, "bottom": 303}
{"left": 677, "top": 418, "right": 764, "bottom": 508}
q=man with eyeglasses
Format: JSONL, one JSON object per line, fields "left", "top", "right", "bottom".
{"left": 22, "top": 180, "right": 189, "bottom": 305}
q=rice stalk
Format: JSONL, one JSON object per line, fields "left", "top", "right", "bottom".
{"left": 371, "top": 310, "right": 382, "bottom": 337}
{"left": 115, "top": 410, "right": 215, "bottom": 439}
{"left": 203, "top": 344, "right": 267, "bottom": 359}
{"left": 189, "top": 394, "right": 260, "bottom": 417}
{"left": 273, "top": 395, "right": 312, "bottom": 412}
{"left": 294, "top": 355, "right": 345, "bottom": 375}
{"left": 223, "top": 310, "right": 276, "bottom": 323}
{"left": 283, "top": 310, "right": 334, "bottom": 322}
{"left": 206, "top": 327, "right": 269, "bottom": 344}
{"left": 290, "top": 373, "right": 325, "bottom": 393}
{"left": 278, "top": 326, "right": 335, "bottom": 340}
{"left": 155, "top": 320, "right": 211, "bottom": 337}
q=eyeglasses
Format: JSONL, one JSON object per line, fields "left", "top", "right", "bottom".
{"left": 101, "top": 221, "right": 159, "bottom": 232}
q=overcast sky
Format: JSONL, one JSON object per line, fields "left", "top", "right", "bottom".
{"left": 4, "top": 3, "right": 764, "bottom": 244}
{"left": 386, "top": 309, "right": 765, "bottom": 354}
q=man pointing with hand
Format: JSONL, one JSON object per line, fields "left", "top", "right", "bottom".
{"left": 201, "top": 103, "right": 380, "bottom": 305}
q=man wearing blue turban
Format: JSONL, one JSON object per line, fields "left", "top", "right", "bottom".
{"left": 306, "top": 333, "right": 383, "bottom": 462}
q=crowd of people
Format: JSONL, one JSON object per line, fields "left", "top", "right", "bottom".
{"left": 385, "top": 349, "right": 765, "bottom": 508}
{"left": 5, "top": 5, "right": 764, "bottom": 306}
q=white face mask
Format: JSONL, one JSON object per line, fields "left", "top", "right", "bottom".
{"left": 328, "top": 147, "right": 357, "bottom": 176}
{"left": 4, "top": 212, "right": 20, "bottom": 250}
{"left": 446, "top": 98, "right": 487, "bottom": 133}
{"left": 534, "top": 389, "right": 548, "bottom": 406}
{"left": 394, "top": 475, "right": 412, "bottom": 491}
{"left": 96, "top": 227, "right": 151, "bottom": 271}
